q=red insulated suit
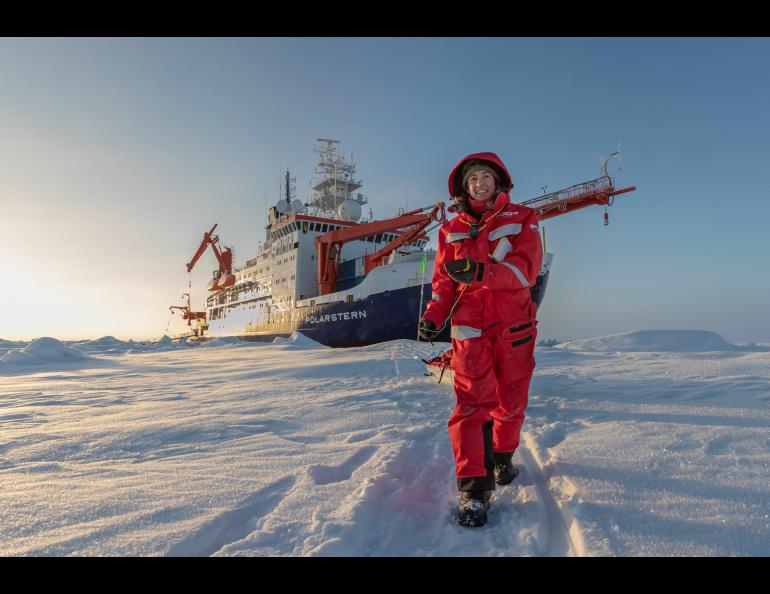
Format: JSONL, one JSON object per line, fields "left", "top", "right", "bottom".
{"left": 422, "top": 152, "right": 543, "bottom": 491}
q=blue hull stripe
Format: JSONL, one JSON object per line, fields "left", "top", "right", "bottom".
{"left": 232, "top": 266, "right": 550, "bottom": 348}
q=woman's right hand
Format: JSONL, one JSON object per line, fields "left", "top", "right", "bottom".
{"left": 419, "top": 319, "right": 438, "bottom": 341}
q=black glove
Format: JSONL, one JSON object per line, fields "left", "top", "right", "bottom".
{"left": 418, "top": 319, "right": 439, "bottom": 341}
{"left": 445, "top": 256, "right": 484, "bottom": 285}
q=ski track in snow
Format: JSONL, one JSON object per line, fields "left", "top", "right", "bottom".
{"left": 3, "top": 335, "right": 770, "bottom": 555}
{"left": 165, "top": 476, "right": 297, "bottom": 557}
{"left": 517, "top": 432, "right": 584, "bottom": 556}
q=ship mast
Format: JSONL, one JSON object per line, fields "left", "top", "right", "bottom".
{"left": 284, "top": 170, "right": 296, "bottom": 204}
{"left": 307, "top": 139, "right": 368, "bottom": 219}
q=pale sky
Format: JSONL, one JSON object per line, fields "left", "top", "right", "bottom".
{"left": 2, "top": 37, "right": 769, "bottom": 343}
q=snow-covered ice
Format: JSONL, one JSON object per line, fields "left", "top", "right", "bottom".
{"left": 1, "top": 338, "right": 92, "bottom": 367}
{"left": 1, "top": 330, "right": 769, "bottom": 556}
{"left": 557, "top": 329, "right": 770, "bottom": 353}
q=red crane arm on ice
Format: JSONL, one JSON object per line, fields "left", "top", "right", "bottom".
{"left": 186, "top": 223, "right": 236, "bottom": 291}
{"left": 169, "top": 305, "right": 207, "bottom": 325}
{"left": 315, "top": 202, "right": 446, "bottom": 296}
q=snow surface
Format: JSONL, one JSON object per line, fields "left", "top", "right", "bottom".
{"left": 1, "top": 330, "right": 770, "bottom": 556}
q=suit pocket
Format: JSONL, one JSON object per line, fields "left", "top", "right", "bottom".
{"left": 499, "top": 319, "right": 538, "bottom": 379}
{"left": 450, "top": 336, "right": 490, "bottom": 378}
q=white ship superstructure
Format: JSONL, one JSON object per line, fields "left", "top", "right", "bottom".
{"left": 204, "top": 140, "right": 433, "bottom": 344}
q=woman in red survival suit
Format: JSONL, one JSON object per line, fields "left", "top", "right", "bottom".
{"left": 419, "top": 152, "right": 543, "bottom": 528}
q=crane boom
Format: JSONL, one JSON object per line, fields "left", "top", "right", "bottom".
{"left": 523, "top": 176, "right": 636, "bottom": 221}
{"left": 169, "top": 306, "right": 207, "bottom": 324}
{"left": 315, "top": 203, "right": 445, "bottom": 295}
{"left": 169, "top": 291, "right": 206, "bottom": 333}
{"left": 186, "top": 223, "right": 236, "bottom": 291}
{"left": 186, "top": 224, "right": 218, "bottom": 273}
{"left": 364, "top": 212, "right": 438, "bottom": 272}
{"left": 314, "top": 173, "right": 635, "bottom": 296}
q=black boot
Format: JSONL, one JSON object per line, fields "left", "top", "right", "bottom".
{"left": 457, "top": 490, "right": 492, "bottom": 527}
{"left": 494, "top": 452, "right": 519, "bottom": 486}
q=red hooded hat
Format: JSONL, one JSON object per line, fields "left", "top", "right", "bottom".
{"left": 447, "top": 152, "right": 514, "bottom": 199}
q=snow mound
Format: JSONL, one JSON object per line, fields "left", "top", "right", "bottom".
{"left": 0, "top": 337, "right": 92, "bottom": 366}
{"left": 75, "top": 336, "right": 138, "bottom": 355}
{"left": 126, "top": 335, "right": 196, "bottom": 355}
{"left": 272, "top": 331, "right": 327, "bottom": 349}
{"left": 84, "top": 335, "right": 123, "bottom": 346}
{"left": 0, "top": 338, "right": 29, "bottom": 356}
{"left": 74, "top": 335, "right": 187, "bottom": 355}
{"left": 141, "top": 335, "right": 194, "bottom": 352}
{"left": 557, "top": 329, "right": 737, "bottom": 353}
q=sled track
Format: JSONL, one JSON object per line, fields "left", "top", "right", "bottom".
{"left": 518, "top": 431, "right": 586, "bottom": 557}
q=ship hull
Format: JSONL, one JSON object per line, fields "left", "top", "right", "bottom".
{"left": 212, "top": 283, "right": 447, "bottom": 348}
{"left": 203, "top": 259, "right": 551, "bottom": 348}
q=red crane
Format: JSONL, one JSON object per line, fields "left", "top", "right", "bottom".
{"left": 169, "top": 293, "right": 207, "bottom": 326}
{"left": 186, "top": 223, "right": 236, "bottom": 291}
{"left": 522, "top": 176, "right": 636, "bottom": 224}
{"left": 315, "top": 202, "right": 446, "bottom": 295}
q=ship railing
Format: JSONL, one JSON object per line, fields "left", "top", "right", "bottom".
{"left": 521, "top": 176, "right": 614, "bottom": 212}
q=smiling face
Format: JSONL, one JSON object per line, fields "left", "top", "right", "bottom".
{"left": 465, "top": 169, "right": 498, "bottom": 202}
